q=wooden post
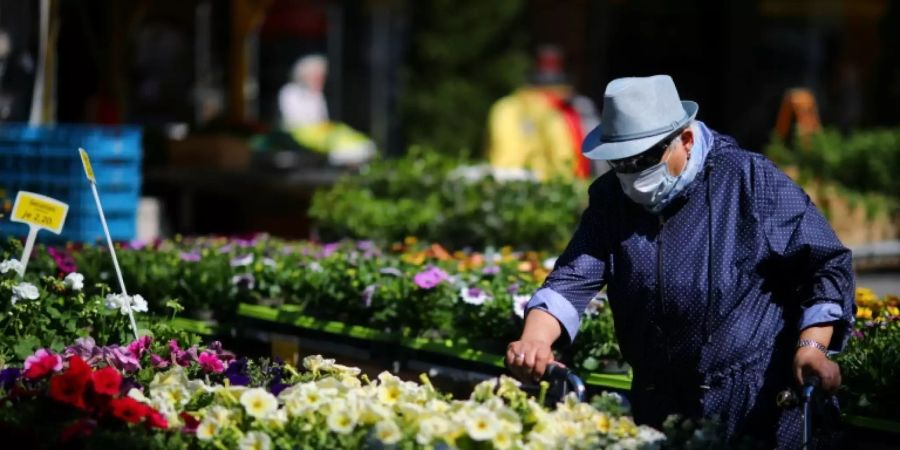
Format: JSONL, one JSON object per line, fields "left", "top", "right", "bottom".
{"left": 228, "top": 0, "right": 273, "bottom": 122}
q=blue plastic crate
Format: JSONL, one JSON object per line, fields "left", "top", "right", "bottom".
{"left": 0, "top": 124, "right": 142, "bottom": 243}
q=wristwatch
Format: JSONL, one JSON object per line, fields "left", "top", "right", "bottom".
{"left": 796, "top": 339, "right": 828, "bottom": 354}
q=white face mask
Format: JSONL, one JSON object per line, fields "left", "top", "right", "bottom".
{"left": 616, "top": 158, "right": 681, "bottom": 212}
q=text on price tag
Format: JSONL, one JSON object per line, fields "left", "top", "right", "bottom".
{"left": 79, "top": 148, "right": 96, "bottom": 183}
{"left": 11, "top": 191, "right": 69, "bottom": 234}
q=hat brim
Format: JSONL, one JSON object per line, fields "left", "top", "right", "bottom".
{"left": 582, "top": 100, "right": 699, "bottom": 161}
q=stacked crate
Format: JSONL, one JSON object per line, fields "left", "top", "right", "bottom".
{"left": 0, "top": 124, "right": 142, "bottom": 243}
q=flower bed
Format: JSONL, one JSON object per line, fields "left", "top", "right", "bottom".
{"left": 2, "top": 236, "right": 899, "bottom": 425}
{"left": 1, "top": 236, "right": 621, "bottom": 372}
{"left": 0, "top": 337, "right": 666, "bottom": 449}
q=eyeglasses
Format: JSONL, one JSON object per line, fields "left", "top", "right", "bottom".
{"left": 607, "top": 131, "right": 682, "bottom": 174}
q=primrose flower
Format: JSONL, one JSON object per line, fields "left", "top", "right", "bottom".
{"left": 239, "top": 431, "right": 272, "bottom": 450}
{"left": 195, "top": 418, "right": 219, "bottom": 441}
{"left": 230, "top": 254, "right": 254, "bottom": 267}
{"left": 375, "top": 419, "right": 402, "bottom": 445}
{"left": 11, "top": 282, "right": 39, "bottom": 305}
{"left": 63, "top": 272, "right": 84, "bottom": 291}
{"left": 198, "top": 351, "right": 225, "bottom": 373}
{"left": 466, "top": 406, "right": 501, "bottom": 441}
{"left": 326, "top": 407, "right": 358, "bottom": 434}
{"left": 240, "top": 388, "right": 278, "bottom": 419}
{"left": 179, "top": 251, "right": 201, "bottom": 262}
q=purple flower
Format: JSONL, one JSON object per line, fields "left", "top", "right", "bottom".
{"left": 320, "top": 242, "right": 341, "bottom": 258}
{"left": 179, "top": 251, "right": 202, "bottom": 262}
{"left": 460, "top": 286, "right": 490, "bottom": 305}
{"left": 128, "top": 239, "right": 148, "bottom": 250}
{"left": 65, "top": 337, "right": 101, "bottom": 361}
{"left": 357, "top": 240, "right": 375, "bottom": 252}
{"left": 851, "top": 329, "right": 865, "bottom": 339}
{"left": 104, "top": 346, "right": 141, "bottom": 372}
{"left": 127, "top": 335, "right": 152, "bottom": 358}
{"left": 175, "top": 345, "right": 199, "bottom": 367}
{"left": 206, "top": 341, "right": 235, "bottom": 362}
{"left": 0, "top": 368, "right": 20, "bottom": 390}
{"left": 506, "top": 283, "right": 520, "bottom": 294}
{"left": 482, "top": 266, "right": 501, "bottom": 276}
{"left": 230, "top": 254, "right": 254, "bottom": 267}
{"left": 218, "top": 243, "right": 234, "bottom": 254}
{"left": 198, "top": 351, "right": 225, "bottom": 373}
{"left": 361, "top": 284, "right": 378, "bottom": 308}
{"left": 232, "top": 273, "right": 256, "bottom": 290}
{"left": 149, "top": 354, "right": 169, "bottom": 369}
{"left": 224, "top": 358, "right": 250, "bottom": 386}
{"left": 413, "top": 266, "right": 449, "bottom": 289}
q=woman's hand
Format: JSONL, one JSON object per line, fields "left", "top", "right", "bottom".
{"left": 793, "top": 346, "right": 841, "bottom": 393}
{"left": 506, "top": 339, "right": 557, "bottom": 382}
{"left": 506, "top": 309, "right": 562, "bottom": 382}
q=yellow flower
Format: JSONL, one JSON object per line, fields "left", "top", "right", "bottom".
{"left": 238, "top": 431, "right": 272, "bottom": 450}
{"left": 378, "top": 383, "right": 402, "bottom": 405}
{"left": 492, "top": 432, "right": 515, "bottom": 449}
{"left": 375, "top": 419, "right": 402, "bottom": 445}
{"left": 240, "top": 388, "right": 278, "bottom": 419}
{"left": 404, "top": 236, "right": 418, "bottom": 246}
{"left": 327, "top": 408, "right": 358, "bottom": 434}
{"left": 856, "top": 307, "right": 873, "bottom": 320}
{"left": 196, "top": 418, "right": 218, "bottom": 441}
{"left": 465, "top": 407, "right": 498, "bottom": 441}
{"left": 402, "top": 252, "right": 427, "bottom": 265}
{"left": 887, "top": 306, "right": 899, "bottom": 317}
{"left": 594, "top": 412, "right": 610, "bottom": 433}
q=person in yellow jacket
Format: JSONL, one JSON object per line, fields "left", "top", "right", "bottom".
{"left": 487, "top": 46, "right": 603, "bottom": 181}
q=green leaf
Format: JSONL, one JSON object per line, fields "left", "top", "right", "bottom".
{"left": 13, "top": 335, "right": 41, "bottom": 359}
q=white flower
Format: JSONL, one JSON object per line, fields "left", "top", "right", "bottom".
{"left": 327, "top": 407, "right": 358, "bottom": 434}
{"left": 104, "top": 293, "right": 148, "bottom": 315}
{"left": 239, "top": 431, "right": 272, "bottom": 450}
{"left": 63, "top": 272, "right": 84, "bottom": 291}
{"left": 542, "top": 257, "right": 558, "bottom": 270}
{"left": 131, "top": 294, "right": 148, "bottom": 312}
{"left": 240, "top": 388, "right": 278, "bottom": 419}
{"left": 465, "top": 406, "right": 499, "bottom": 441}
{"left": 196, "top": 418, "right": 219, "bottom": 440}
{"left": 416, "top": 416, "right": 450, "bottom": 446}
{"left": 0, "top": 259, "right": 24, "bottom": 275}
{"left": 460, "top": 286, "right": 491, "bottom": 306}
{"left": 10, "top": 282, "right": 39, "bottom": 305}
{"left": 513, "top": 294, "right": 530, "bottom": 319}
{"left": 374, "top": 419, "right": 402, "bottom": 445}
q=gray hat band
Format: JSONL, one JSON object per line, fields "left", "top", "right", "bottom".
{"left": 601, "top": 119, "right": 685, "bottom": 143}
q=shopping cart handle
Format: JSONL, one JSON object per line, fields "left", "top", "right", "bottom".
{"left": 543, "top": 363, "right": 587, "bottom": 403}
{"left": 802, "top": 375, "right": 821, "bottom": 401}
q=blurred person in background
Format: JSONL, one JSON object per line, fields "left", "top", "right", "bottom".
{"left": 486, "top": 45, "right": 608, "bottom": 181}
{"left": 507, "top": 75, "right": 854, "bottom": 448}
{"left": 277, "top": 54, "right": 374, "bottom": 166}
{"left": 279, "top": 54, "right": 329, "bottom": 128}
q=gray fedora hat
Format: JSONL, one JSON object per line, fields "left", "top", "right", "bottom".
{"left": 582, "top": 75, "right": 698, "bottom": 161}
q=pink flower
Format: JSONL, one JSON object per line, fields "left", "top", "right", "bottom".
{"left": 198, "top": 351, "right": 225, "bottom": 373}
{"left": 127, "top": 336, "right": 152, "bottom": 358}
{"left": 413, "top": 266, "right": 449, "bottom": 289}
{"left": 23, "top": 349, "right": 63, "bottom": 379}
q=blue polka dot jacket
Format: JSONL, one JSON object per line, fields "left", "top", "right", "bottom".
{"left": 527, "top": 128, "right": 855, "bottom": 446}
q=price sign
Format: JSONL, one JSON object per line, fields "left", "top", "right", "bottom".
{"left": 11, "top": 191, "right": 68, "bottom": 234}
{"left": 79, "top": 148, "right": 96, "bottom": 183}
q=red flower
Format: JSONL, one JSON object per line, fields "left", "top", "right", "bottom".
{"left": 180, "top": 412, "right": 199, "bottom": 433}
{"left": 59, "top": 418, "right": 96, "bottom": 442}
{"left": 90, "top": 367, "right": 122, "bottom": 396}
{"left": 109, "top": 397, "right": 149, "bottom": 424}
{"left": 146, "top": 410, "right": 169, "bottom": 429}
{"left": 23, "top": 349, "right": 63, "bottom": 380}
{"left": 49, "top": 357, "right": 91, "bottom": 409}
